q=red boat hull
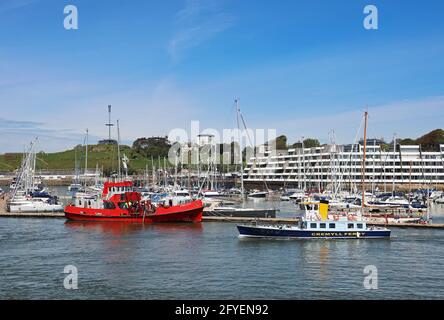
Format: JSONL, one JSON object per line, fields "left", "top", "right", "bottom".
{"left": 64, "top": 200, "right": 203, "bottom": 223}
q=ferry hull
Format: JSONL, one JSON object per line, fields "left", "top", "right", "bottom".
{"left": 237, "top": 225, "right": 391, "bottom": 239}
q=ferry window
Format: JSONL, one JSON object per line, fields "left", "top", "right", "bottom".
{"left": 329, "top": 223, "right": 335, "bottom": 229}
{"left": 357, "top": 223, "right": 363, "bottom": 229}
{"left": 320, "top": 223, "right": 326, "bottom": 229}
{"left": 310, "top": 223, "right": 317, "bottom": 228}
{"left": 348, "top": 223, "right": 354, "bottom": 229}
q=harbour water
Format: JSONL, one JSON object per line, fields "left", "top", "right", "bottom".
{"left": 0, "top": 193, "right": 443, "bottom": 299}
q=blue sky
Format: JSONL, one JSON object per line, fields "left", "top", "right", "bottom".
{"left": 1, "top": 0, "right": 444, "bottom": 152}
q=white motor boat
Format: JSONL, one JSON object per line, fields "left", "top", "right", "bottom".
{"left": 7, "top": 195, "right": 63, "bottom": 213}
{"left": 68, "top": 183, "right": 83, "bottom": 192}
{"left": 202, "top": 190, "right": 221, "bottom": 198}
{"left": 247, "top": 190, "right": 268, "bottom": 198}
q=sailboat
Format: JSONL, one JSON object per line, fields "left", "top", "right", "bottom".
{"left": 7, "top": 139, "right": 63, "bottom": 213}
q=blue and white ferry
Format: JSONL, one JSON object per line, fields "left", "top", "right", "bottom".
{"left": 237, "top": 200, "right": 391, "bottom": 239}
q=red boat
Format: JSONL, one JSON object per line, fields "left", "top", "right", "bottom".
{"left": 64, "top": 181, "right": 203, "bottom": 223}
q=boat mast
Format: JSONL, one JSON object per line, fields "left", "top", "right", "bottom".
{"left": 361, "top": 111, "right": 368, "bottom": 212}
{"left": 117, "top": 120, "right": 121, "bottom": 179}
{"left": 85, "top": 128, "right": 88, "bottom": 177}
{"left": 302, "top": 136, "right": 306, "bottom": 191}
{"left": 392, "top": 133, "right": 397, "bottom": 198}
{"left": 151, "top": 155, "right": 155, "bottom": 187}
{"left": 164, "top": 157, "right": 167, "bottom": 187}
{"left": 235, "top": 99, "right": 244, "bottom": 197}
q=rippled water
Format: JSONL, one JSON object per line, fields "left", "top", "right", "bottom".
{"left": 0, "top": 196, "right": 443, "bottom": 299}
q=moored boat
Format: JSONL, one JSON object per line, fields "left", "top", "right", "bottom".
{"left": 64, "top": 181, "right": 203, "bottom": 223}
{"left": 247, "top": 190, "right": 268, "bottom": 198}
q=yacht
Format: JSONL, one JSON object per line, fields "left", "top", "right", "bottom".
{"left": 204, "top": 200, "right": 277, "bottom": 218}
{"left": 68, "top": 183, "right": 83, "bottom": 192}
{"left": 7, "top": 139, "right": 63, "bottom": 213}
{"left": 247, "top": 190, "right": 268, "bottom": 198}
{"left": 201, "top": 190, "right": 221, "bottom": 198}
{"left": 280, "top": 191, "right": 293, "bottom": 201}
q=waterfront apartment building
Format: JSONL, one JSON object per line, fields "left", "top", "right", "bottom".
{"left": 243, "top": 142, "right": 444, "bottom": 191}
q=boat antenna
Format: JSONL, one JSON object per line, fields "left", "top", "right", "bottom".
{"left": 361, "top": 110, "right": 368, "bottom": 215}
{"left": 106, "top": 105, "right": 114, "bottom": 142}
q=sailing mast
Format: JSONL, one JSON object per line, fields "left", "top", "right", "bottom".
{"left": 302, "top": 136, "right": 306, "bottom": 191}
{"left": 235, "top": 99, "right": 244, "bottom": 197}
{"left": 117, "top": 120, "right": 121, "bottom": 179}
{"left": 361, "top": 111, "right": 368, "bottom": 213}
{"left": 392, "top": 133, "right": 397, "bottom": 198}
{"left": 85, "top": 128, "right": 88, "bottom": 177}
{"left": 151, "top": 155, "right": 155, "bottom": 187}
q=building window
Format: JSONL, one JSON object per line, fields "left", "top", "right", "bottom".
{"left": 320, "top": 223, "right": 326, "bottom": 229}
{"left": 310, "top": 223, "right": 317, "bottom": 228}
{"left": 348, "top": 223, "right": 354, "bottom": 229}
{"left": 329, "top": 223, "right": 335, "bottom": 229}
{"left": 357, "top": 223, "right": 363, "bottom": 229}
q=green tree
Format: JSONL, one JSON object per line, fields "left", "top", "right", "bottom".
{"left": 132, "top": 137, "right": 171, "bottom": 158}
{"left": 292, "top": 138, "right": 320, "bottom": 148}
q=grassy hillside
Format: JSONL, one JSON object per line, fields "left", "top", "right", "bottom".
{"left": 0, "top": 144, "right": 168, "bottom": 174}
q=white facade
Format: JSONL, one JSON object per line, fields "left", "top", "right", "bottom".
{"left": 244, "top": 143, "right": 444, "bottom": 190}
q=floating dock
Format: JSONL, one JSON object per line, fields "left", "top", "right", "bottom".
{"left": 0, "top": 212, "right": 65, "bottom": 218}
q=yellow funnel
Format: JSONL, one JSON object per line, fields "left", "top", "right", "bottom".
{"left": 319, "top": 200, "right": 329, "bottom": 221}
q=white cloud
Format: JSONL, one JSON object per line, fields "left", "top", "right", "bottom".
{"left": 168, "top": 0, "right": 236, "bottom": 61}
{"left": 0, "top": 0, "right": 39, "bottom": 14}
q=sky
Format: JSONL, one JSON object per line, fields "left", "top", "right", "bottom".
{"left": 1, "top": 0, "right": 444, "bottom": 152}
